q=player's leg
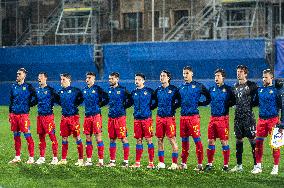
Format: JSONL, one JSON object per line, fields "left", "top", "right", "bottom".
{"left": 74, "top": 134, "right": 84, "bottom": 166}
{"left": 146, "top": 137, "right": 155, "bottom": 168}
{"left": 95, "top": 132, "right": 104, "bottom": 167}
{"left": 180, "top": 116, "right": 190, "bottom": 169}
{"left": 117, "top": 116, "right": 129, "bottom": 167}
{"left": 93, "top": 114, "right": 104, "bottom": 167}
{"left": 205, "top": 117, "right": 216, "bottom": 171}
{"left": 36, "top": 133, "right": 46, "bottom": 164}
{"left": 45, "top": 115, "right": 58, "bottom": 165}
{"left": 9, "top": 114, "right": 22, "bottom": 163}
{"left": 220, "top": 140, "right": 230, "bottom": 171}
{"left": 131, "top": 120, "right": 143, "bottom": 168}
{"left": 268, "top": 117, "right": 280, "bottom": 175}
{"left": 166, "top": 117, "right": 178, "bottom": 170}
{"left": 218, "top": 116, "right": 230, "bottom": 171}
{"left": 58, "top": 116, "right": 70, "bottom": 165}
{"left": 84, "top": 116, "right": 93, "bottom": 166}
{"left": 190, "top": 115, "right": 203, "bottom": 171}
{"left": 107, "top": 118, "right": 117, "bottom": 167}
{"left": 21, "top": 114, "right": 35, "bottom": 164}
{"left": 230, "top": 118, "right": 244, "bottom": 172}
{"left": 252, "top": 118, "right": 266, "bottom": 174}
{"left": 205, "top": 139, "right": 215, "bottom": 171}
{"left": 144, "top": 118, "right": 154, "bottom": 169}
{"left": 156, "top": 116, "right": 165, "bottom": 169}
{"left": 167, "top": 136, "right": 179, "bottom": 170}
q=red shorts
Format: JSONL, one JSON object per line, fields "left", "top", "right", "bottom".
{"left": 60, "top": 115, "right": 80, "bottom": 137}
{"left": 156, "top": 116, "right": 176, "bottom": 138}
{"left": 256, "top": 117, "right": 279, "bottom": 137}
{"left": 83, "top": 114, "right": 102, "bottom": 135}
{"left": 108, "top": 116, "right": 127, "bottom": 139}
{"left": 134, "top": 118, "right": 153, "bottom": 139}
{"left": 208, "top": 116, "right": 229, "bottom": 140}
{"left": 180, "top": 115, "right": 201, "bottom": 138}
{"left": 37, "top": 115, "right": 56, "bottom": 134}
{"left": 9, "top": 113, "right": 31, "bottom": 133}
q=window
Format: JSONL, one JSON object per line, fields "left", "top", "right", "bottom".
{"left": 227, "top": 10, "right": 247, "bottom": 26}
{"left": 174, "top": 10, "right": 189, "bottom": 24}
{"left": 123, "top": 12, "right": 143, "bottom": 29}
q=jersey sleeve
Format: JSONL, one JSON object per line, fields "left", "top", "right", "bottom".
{"left": 150, "top": 88, "right": 158, "bottom": 110}
{"left": 28, "top": 84, "right": 37, "bottom": 107}
{"left": 75, "top": 88, "right": 84, "bottom": 106}
{"left": 198, "top": 84, "right": 211, "bottom": 106}
{"left": 98, "top": 86, "right": 109, "bottom": 107}
{"left": 124, "top": 88, "right": 132, "bottom": 109}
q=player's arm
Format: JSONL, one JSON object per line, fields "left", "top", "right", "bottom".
{"left": 150, "top": 88, "right": 158, "bottom": 110}
{"left": 98, "top": 86, "right": 109, "bottom": 107}
{"left": 9, "top": 86, "right": 14, "bottom": 113}
{"left": 75, "top": 88, "right": 84, "bottom": 106}
{"left": 173, "top": 87, "right": 181, "bottom": 110}
{"left": 51, "top": 87, "right": 60, "bottom": 104}
{"left": 124, "top": 88, "right": 132, "bottom": 109}
{"left": 227, "top": 86, "right": 236, "bottom": 107}
{"left": 250, "top": 82, "right": 259, "bottom": 107}
{"left": 28, "top": 84, "right": 37, "bottom": 107}
{"left": 198, "top": 84, "right": 211, "bottom": 106}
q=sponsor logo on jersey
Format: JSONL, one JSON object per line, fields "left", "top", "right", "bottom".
{"left": 260, "top": 89, "right": 263, "bottom": 93}
{"left": 144, "top": 91, "right": 147, "bottom": 95}
{"left": 222, "top": 88, "right": 226, "bottom": 92}
{"left": 68, "top": 90, "right": 71, "bottom": 93}
{"left": 84, "top": 91, "right": 87, "bottom": 93}
{"left": 168, "top": 90, "right": 172, "bottom": 94}
{"left": 269, "top": 90, "right": 273, "bottom": 94}
{"left": 109, "top": 91, "right": 111, "bottom": 93}
{"left": 117, "top": 91, "right": 121, "bottom": 94}
{"left": 92, "top": 90, "right": 96, "bottom": 93}
{"left": 135, "top": 93, "right": 137, "bottom": 96}
{"left": 44, "top": 91, "right": 48, "bottom": 94}
{"left": 61, "top": 91, "right": 63, "bottom": 93}
{"left": 213, "top": 88, "right": 216, "bottom": 92}
{"left": 23, "top": 87, "right": 26, "bottom": 91}
{"left": 192, "top": 85, "right": 196, "bottom": 88}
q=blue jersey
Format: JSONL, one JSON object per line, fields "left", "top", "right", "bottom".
{"left": 155, "top": 85, "right": 180, "bottom": 117}
{"left": 131, "top": 87, "right": 157, "bottom": 120}
{"left": 82, "top": 84, "right": 109, "bottom": 117}
{"left": 36, "top": 85, "right": 59, "bottom": 116}
{"left": 178, "top": 81, "right": 211, "bottom": 116}
{"left": 58, "top": 86, "right": 83, "bottom": 116}
{"left": 256, "top": 85, "right": 281, "bottom": 119}
{"left": 108, "top": 85, "right": 131, "bottom": 118}
{"left": 9, "top": 82, "right": 37, "bottom": 114}
{"left": 209, "top": 84, "right": 235, "bottom": 117}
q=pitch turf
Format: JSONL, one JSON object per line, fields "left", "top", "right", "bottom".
{"left": 0, "top": 106, "right": 283, "bottom": 187}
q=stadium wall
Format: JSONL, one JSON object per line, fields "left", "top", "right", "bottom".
{"left": 275, "top": 39, "right": 284, "bottom": 78}
{"left": 0, "top": 39, "right": 268, "bottom": 105}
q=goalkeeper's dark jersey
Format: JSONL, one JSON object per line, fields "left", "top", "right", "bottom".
{"left": 232, "top": 80, "right": 258, "bottom": 116}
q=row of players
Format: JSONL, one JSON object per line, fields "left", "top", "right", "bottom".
{"left": 8, "top": 66, "right": 283, "bottom": 175}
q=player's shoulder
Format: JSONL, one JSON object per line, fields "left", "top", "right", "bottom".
{"left": 145, "top": 87, "right": 154, "bottom": 93}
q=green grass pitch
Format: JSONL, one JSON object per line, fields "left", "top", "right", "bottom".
{"left": 0, "top": 106, "right": 283, "bottom": 187}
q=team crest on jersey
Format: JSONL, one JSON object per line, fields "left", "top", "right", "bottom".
{"left": 92, "top": 90, "right": 96, "bottom": 93}
{"left": 192, "top": 85, "right": 196, "bottom": 88}
{"left": 222, "top": 88, "right": 226, "bottom": 92}
{"left": 23, "top": 87, "right": 26, "bottom": 91}
{"left": 213, "top": 88, "right": 216, "bottom": 92}
{"left": 44, "top": 91, "right": 48, "bottom": 94}
{"left": 144, "top": 91, "right": 147, "bottom": 95}
{"left": 117, "top": 91, "right": 121, "bottom": 94}
{"left": 270, "top": 90, "right": 273, "bottom": 94}
{"left": 68, "top": 90, "right": 71, "bottom": 93}
{"left": 260, "top": 89, "right": 263, "bottom": 93}
{"left": 168, "top": 90, "right": 172, "bottom": 94}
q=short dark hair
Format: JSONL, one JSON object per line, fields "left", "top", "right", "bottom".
{"left": 215, "top": 68, "right": 226, "bottom": 78}
{"left": 18, "top": 68, "right": 27, "bottom": 74}
{"left": 183, "top": 66, "right": 193, "bottom": 72}
{"left": 110, "top": 72, "right": 120, "bottom": 78}
{"left": 60, "top": 73, "right": 72, "bottom": 80}
{"left": 135, "top": 73, "right": 146, "bottom": 80}
{"left": 86, "top": 72, "right": 96, "bottom": 77}
{"left": 161, "top": 70, "right": 171, "bottom": 82}
{"left": 39, "top": 72, "right": 48, "bottom": 78}
{"left": 237, "top": 65, "right": 249, "bottom": 74}
{"left": 263, "top": 69, "right": 273, "bottom": 77}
